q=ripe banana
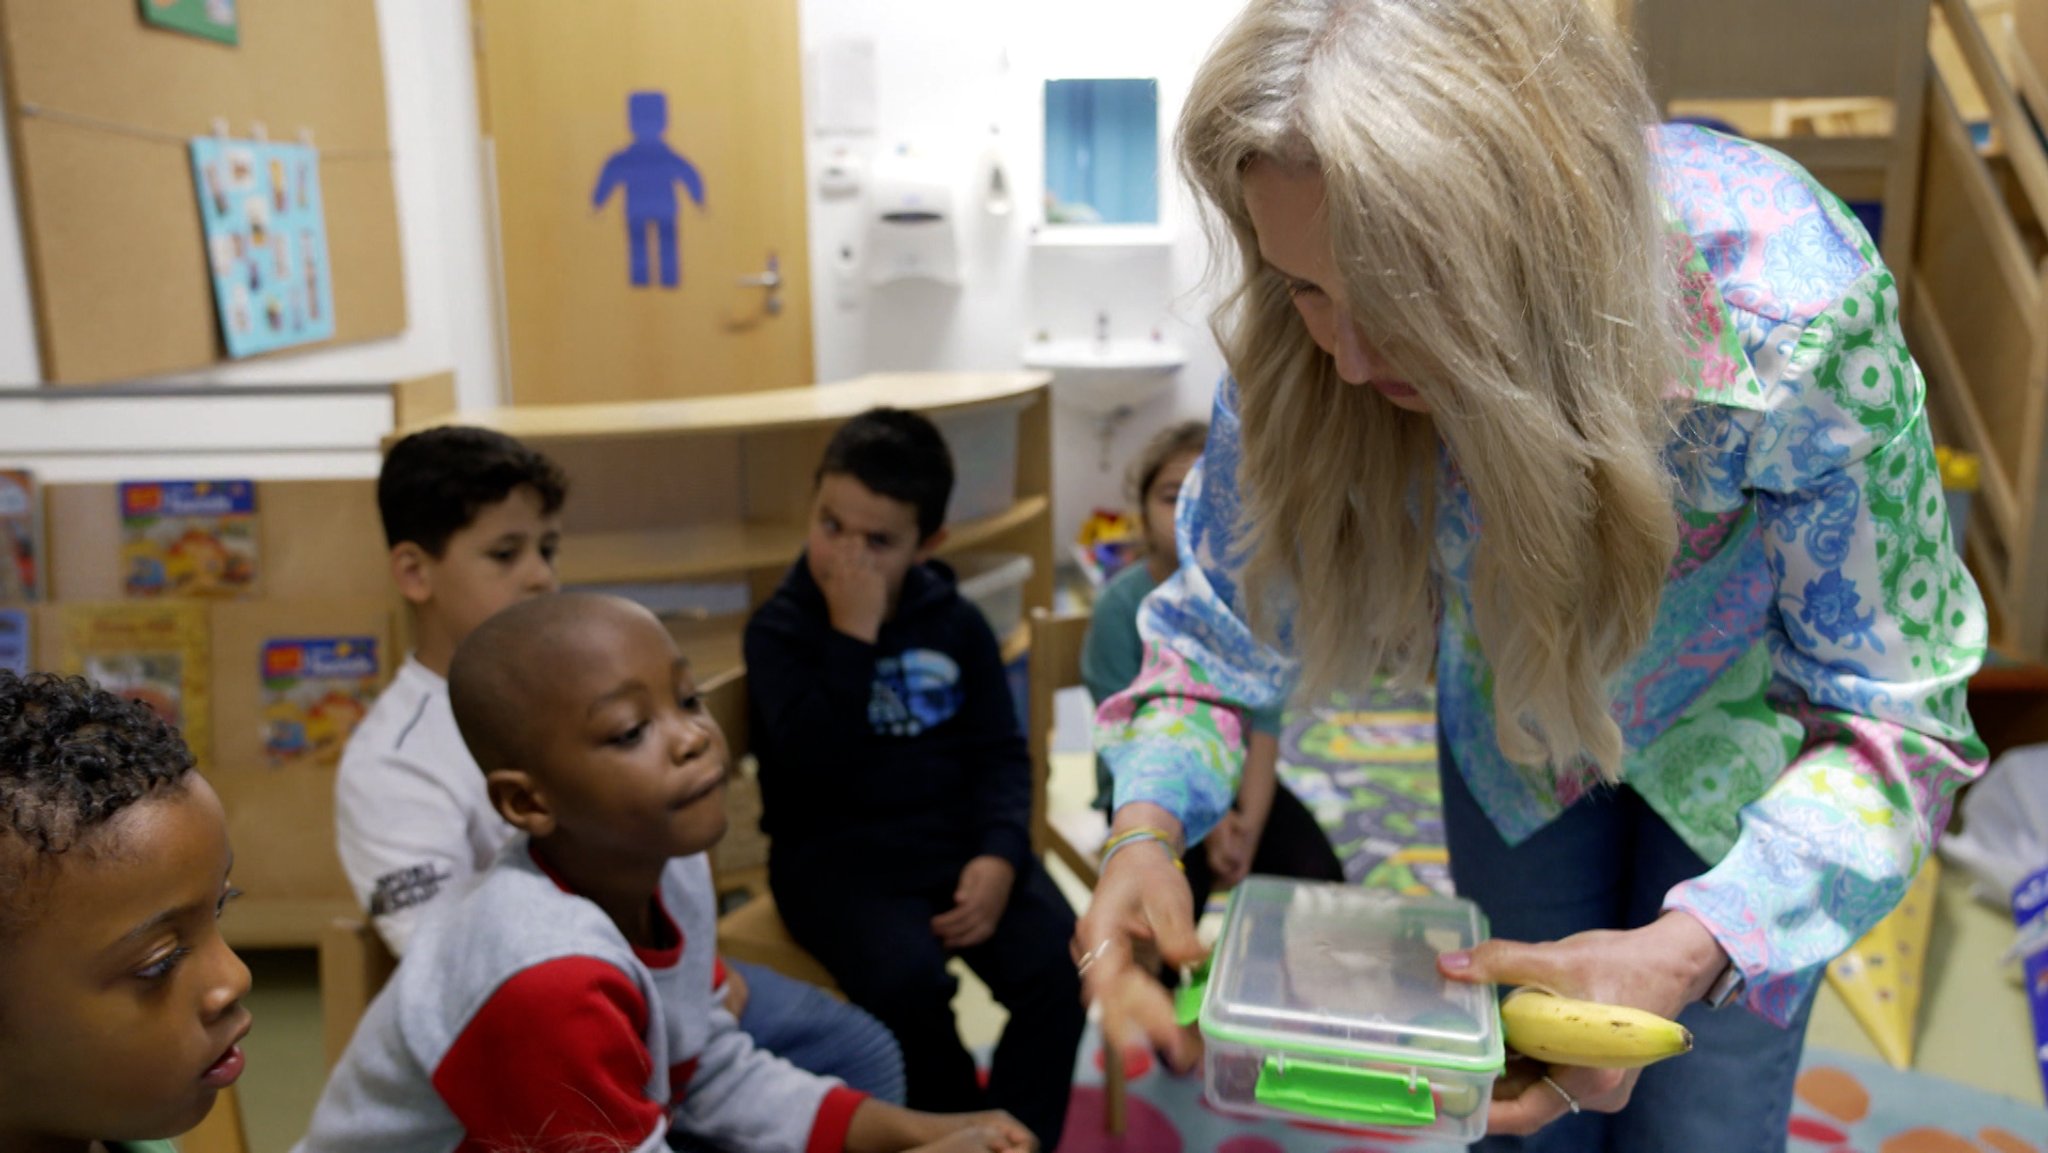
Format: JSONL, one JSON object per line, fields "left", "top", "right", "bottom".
{"left": 1499, "top": 988, "right": 1693, "bottom": 1069}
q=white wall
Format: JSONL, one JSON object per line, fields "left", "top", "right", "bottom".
{"left": 798, "top": 0, "right": 1245, "bottom": 552}
{"left": 0, "top": 0, "right": 501, "bottom": 482}
{"left": 0, "top": 0, "right": 1248, "bottom": 532}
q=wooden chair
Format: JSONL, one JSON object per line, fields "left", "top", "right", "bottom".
{"left": 1907, "top": 0, "right": 2048, "bottom": 660}
{"left": 704, "top": 667, "right": 843, "bottom": 993}
{"left": 320, "top": 916, "right": 399, "bottom": 1070}
{"left": 177, "top": 1084, "right": 248, "bottom": 1153}
{"left": 1024, "top": 606, "right": 1128, "bottom": 1135}
{"left": 1027, "top": 608, "right": 1107, "bottom": 887}
{"left": 1630, "top": 0, "right": 1934, "bottom": 299}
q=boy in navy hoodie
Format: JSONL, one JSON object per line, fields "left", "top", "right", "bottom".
{"left": 745, "top": 409, "right": 1083, "bottom": 1151}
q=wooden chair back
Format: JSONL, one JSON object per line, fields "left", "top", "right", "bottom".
{"left": 1027, "top": 607, "right": 1106, "bottom": 887}
{"left": 1025, "top": 605, "right": 1129, "bottom": 1133}
{"left": 177, "top": 1084, "right": 249, "bottom": 1153}
{"left": 701, "top": 666, "right": 841, "bottom": 992}
{"left": 319, "top": 916, "right": 399, "bottom": 1070}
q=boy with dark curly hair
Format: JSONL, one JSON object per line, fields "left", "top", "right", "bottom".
{"left": 0, "top": 670, "right": 252, "bottom": 1153}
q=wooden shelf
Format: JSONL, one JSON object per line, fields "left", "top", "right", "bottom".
{"left": 942, "top": 495, "right": 1051, "bottom": 554}
{"left": 559, "top": 495, "right": 1050, "bottom": 585}
{"left": 560, "top": 521, "right": 803, "bottom": 585}
{"left": 393, "top": 372, "right": 1051, "bottom": 444}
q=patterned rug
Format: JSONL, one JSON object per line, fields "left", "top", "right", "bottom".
{"left": 1051, "top": 1029, "right": 2048, "bottom": 1153}
{"left": 1277, "top": 686, "right": 1452, "bottom": 899}
{"left": 1068, "top": 688, "right": 2048, "bottom": 1152}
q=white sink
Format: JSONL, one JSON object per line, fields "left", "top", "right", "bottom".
{"left": 1021, "top": 339, "right": 1186, "bottom": 414}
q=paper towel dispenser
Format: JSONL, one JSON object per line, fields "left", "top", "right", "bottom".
{"left": 868, "top": 150, "right": 960, "bottom": 285}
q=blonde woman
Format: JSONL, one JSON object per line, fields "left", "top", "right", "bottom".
{"left": 1078, "top": 0, "right": 1987, "bottom": 1147}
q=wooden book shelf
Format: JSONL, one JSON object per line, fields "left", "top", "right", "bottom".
{"left": 410, "top": 371, "right": 1058, "bottom": 688}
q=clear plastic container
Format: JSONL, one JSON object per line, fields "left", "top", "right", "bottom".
{"left": 1188, "top": 877, "right": 1503, "bottom": 1143}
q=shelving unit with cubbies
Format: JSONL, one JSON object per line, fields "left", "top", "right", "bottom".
{"left": 392, "top": 372, "right": 1057, "bottom": 681}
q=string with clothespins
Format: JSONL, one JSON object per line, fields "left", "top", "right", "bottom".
{"left": 12, "top": 102, "right": 392, "bottom": 159}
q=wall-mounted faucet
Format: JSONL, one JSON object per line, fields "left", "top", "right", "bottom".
{"left": 1096, "top": 310, "right": 1110, "bottom": 349}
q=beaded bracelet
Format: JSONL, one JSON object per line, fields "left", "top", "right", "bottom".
{"left": 1098, "top": 826, "right": 1184, "bottom": 872}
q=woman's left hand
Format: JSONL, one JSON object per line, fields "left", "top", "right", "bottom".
{"left": 1437, "top": 911, "right": 1730, "bottom": 1137}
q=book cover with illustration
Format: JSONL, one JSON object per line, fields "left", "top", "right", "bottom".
{"left": 261, "top": 636, "right": 379, "bottom": 769}
{"left": 120, "top": 480, "right": 259, "bottom": 599}
{"left": 0, "top": 469, "right": 38, "bottom": 601}
{"left": 0, "top": 608, "right": 28, "bottom": 676}
{"left": 59, "top": 603, "right": 211, "bottom": 763}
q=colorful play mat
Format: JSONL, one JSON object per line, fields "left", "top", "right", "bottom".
{"left": 1063, "top": 687, "right": 2048, "bottom": 1152}
{"left": 1052, "top": 1035, "right": 2048, "bottom": 1153}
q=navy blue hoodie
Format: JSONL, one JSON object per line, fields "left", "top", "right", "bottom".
{"left": 743, "top": 554, "right": 1033, "bottom": 886}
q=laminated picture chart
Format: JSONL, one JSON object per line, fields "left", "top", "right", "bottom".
{"left": 261, "top": 636, "right": 378, "bottom": 769}
{"left": 189, "top": 137, "right": 335, "bottom": 358}
{"left": 120, "top": 480, "right": 260, "bottom": 598}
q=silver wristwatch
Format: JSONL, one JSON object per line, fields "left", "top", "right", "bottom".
{"left": 1702, "top": 961, "right": 1745, "bottom": 1010}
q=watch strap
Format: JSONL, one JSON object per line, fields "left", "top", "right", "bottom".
{"left": 1702, "top": 961, "right": 1745, "bottom": 1010}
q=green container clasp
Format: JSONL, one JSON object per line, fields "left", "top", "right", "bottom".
{"left": 1253, "top": 1054, "right": 1437, "bottom": 1128}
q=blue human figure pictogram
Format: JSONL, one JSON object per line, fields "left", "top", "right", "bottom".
{"left": 592, "top": 91, "right": 705, "bottom": 288}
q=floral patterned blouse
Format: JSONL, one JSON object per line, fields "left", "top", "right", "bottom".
{"left": 1097, "top": 124, "right": 1988, "bottom": 1025}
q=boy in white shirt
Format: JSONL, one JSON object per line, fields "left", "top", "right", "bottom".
{"left": 335, "top": 426, "right": 904, "bottom": 1100}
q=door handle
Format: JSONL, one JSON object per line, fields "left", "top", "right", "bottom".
{"left": 737, "top": 252, "right": 783, "bottom": 315}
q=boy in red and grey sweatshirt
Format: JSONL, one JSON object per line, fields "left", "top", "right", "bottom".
{"left": 295, "top": 593, "right": 1030, "bottom": 1153}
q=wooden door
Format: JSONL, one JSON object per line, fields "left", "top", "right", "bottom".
{"left": 474, "top": 0, "right": 813, "bottom": 404}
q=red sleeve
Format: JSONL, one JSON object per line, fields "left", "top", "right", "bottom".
{"left": 807, "top": 1086, "right": 868, "bottom": 1153}
{"left": 432, "top": 956, "right": 665, "bottom": 1152}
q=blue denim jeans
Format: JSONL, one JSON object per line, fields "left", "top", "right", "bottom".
{"left": 732, "top": 959, "right": 907, "bottom": 1104}
{"left": 1440, "top": 747, "right": 1815, "bottom": 1152}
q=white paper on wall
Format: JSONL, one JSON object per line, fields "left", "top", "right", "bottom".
{"left": 813, "top": 39, "right": 879, "bottom": 136}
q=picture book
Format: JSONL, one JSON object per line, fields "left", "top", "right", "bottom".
{"left": 59, "top": 603, "right": 211, "bottom": 763}
{"left": 120, "top": 480, "right": 259, "bottom": 599}
{"left": 261, "top": 636, "right": 379, "bottom": 769}
{"left": 0, "top": 609, "right": 28, "bottom": 676}
{"left": 0, "top": 469, "right": 39, "bottom": 601}
{"left": 189, "top": 136, "right": 334, "bottom": 358}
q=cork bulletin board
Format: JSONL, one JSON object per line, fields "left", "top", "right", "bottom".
{"left": 0, "top": 0, "right": 407, "bottom": 384}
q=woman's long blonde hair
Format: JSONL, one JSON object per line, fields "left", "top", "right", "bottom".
{"left": 1181, "top": 0, "right": 1682, "bottom": 779}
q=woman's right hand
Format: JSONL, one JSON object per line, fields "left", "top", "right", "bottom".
{"left": 1074, "top": 803, "right": 1207, "bottom": 1072}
